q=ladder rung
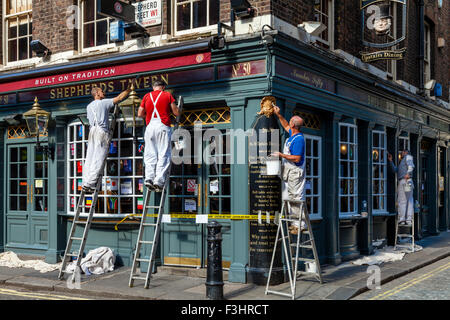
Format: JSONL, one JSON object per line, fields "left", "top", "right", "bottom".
{"left": 74, "top": 220, "right": 87, "bottom": 225}
{"left": 142, "top": 223, "right": 157, "bottom": 227}
{"left": 139, "top": 240, "right": 153, "bottom": 244}
{"left": 146, "top": 206, "right": 160, "bottom": 209}
{"left": 299, "top": 245, "right": 313, "bottom": 249}
{"left": 398, "top": 234, "right": 413, "bottom": 237}
{"left": 71, "top": 237, "right": 84, "bottom": 241}
{"left": 136, "top": 258, "right": 151, "bottom": 263}
{"left": 295, "top": 257, "right": 315, "bottom": 263}
{"left": 132, "top": 276, "right": 148, "bottom": 281}
{"left": 297, "top": 271, "right": 319, "bottom": 276}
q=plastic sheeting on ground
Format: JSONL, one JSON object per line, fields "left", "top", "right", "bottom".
{"left": 66, "top": 247, "right": 115, "bottom": 275}
{"left": 351, "top": 245, "right": 423, "bottom": 266}
{"left": 0, "top": 251, "right": 61, "bottom": 273}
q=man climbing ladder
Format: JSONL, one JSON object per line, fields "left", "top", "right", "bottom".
{"left": 138, "top": 80, "right": 180, "bottom": 191}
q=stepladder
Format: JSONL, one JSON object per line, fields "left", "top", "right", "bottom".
{"left": 128, "top": 179, "right": 168, "bottom": 289}
{"left": 394, "top": 213, "right": 415, "bottom": 253}
{"left": 58, "top": 104, "right": 121, "bottom": 282}
{"left": 265, "top": 199, "right": 323, "bottom": 300}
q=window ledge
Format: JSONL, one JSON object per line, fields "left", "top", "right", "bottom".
{"left": 166, "top": 31, "right": 215, "bottom": 43}
{"left": 373, "top": 211, "right": 395, "bottom": 217}
{"left": 339, "top": 214, "right": 366, "bottom": 220}
{"left": 67, "top": 47, "right": 120, "bottom": 61}
{"left": 0, "top": 60, "right": 37, "bottom": 72}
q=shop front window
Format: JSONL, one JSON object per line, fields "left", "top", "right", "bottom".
{"left": 304, "top": 135, "right": 322, "bottom": 218}
{"left": 67, "top": 120, "right": 144, "bottom": 217}
{"left": 339, "top": 123, "right": 358, "bottom": 215}
{"left": 372, "top": 130, "right": 387, "bottom": 212}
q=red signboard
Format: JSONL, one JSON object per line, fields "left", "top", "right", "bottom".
{"left": 0, "top": 52, "right": 211, "bottom": 93}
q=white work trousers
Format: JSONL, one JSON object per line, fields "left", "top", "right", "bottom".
{"left": 282, "top": 165, "right": 306, "bottom": 227}
{"left": 82, "top": 126, "right": 109, "bottom": 189}
{"left": 144, "top": 121, "right": 172, "bottom": 187}
{"left": 398, "top": 178, "right": 414, "bottom": 222}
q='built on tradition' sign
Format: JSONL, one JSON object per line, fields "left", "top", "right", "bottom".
{"left": 133, "top": 0, "right": 161, "bottom": 27}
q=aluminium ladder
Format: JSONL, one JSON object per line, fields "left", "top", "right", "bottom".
{"left": 128, "top": 96, "right": 184, "bottom": 289}
{"left": 394, "top": 215, "right": 415, "bottom": 253}
{"left": 265, "top": 199, "right": 323, "bottom": 300}
{"left": 58, "top": 103, "right": 121, "bottom": 282}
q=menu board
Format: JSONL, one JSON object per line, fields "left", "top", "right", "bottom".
{"left": 247, "top": 114, "right": 283, "bottom": 285}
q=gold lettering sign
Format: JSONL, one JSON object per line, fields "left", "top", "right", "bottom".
{"left": 48, "top": 74, "right": 169, "bottom": 100}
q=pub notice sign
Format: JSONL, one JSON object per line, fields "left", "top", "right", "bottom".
{"left": 360, "top": 0, "right": 407, "bottom": 62}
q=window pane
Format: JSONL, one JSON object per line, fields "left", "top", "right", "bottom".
{"left": 84, "top": 1, "right": 95, "bottom": 22}
{"left": 83, "top": 23, "right": 95, "bottom": 48}
{"left": 18, "top": 36, "right": 28, "bottom": 60}
{"left": 19, "top": 22, "right": 28, "bottom": 36}
{"left": 177, "top": 3, "right": 191, "bottom": 31}
{"left": 193, "top": 0, "right": 207, "bottom": 28}
{"left": 209, "top": 0, "right": 219, "bottom": 25}
{"left": 8, "top": 40, "right": 18, "bottom": 62}
{"left": 96, "top": 20, "right": 108, "bottom": 46}
{"left": 8, "top": 23, "right": 17, "bottom": 38}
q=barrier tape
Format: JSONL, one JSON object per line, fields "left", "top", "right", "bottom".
{"left": 114, "top": 213, "right": 278, "bottom": 230}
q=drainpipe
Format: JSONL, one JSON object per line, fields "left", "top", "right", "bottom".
{"left": 418, "top": 0, "right": 425, "bottom": 95}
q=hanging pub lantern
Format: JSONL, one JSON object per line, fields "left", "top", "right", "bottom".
{"left": 119, "top": 84, "right": 144, "bottom": 129}
{"left": 23, "top": 97, "right": 51, "bottom": 137}
{"left": 23, "top": 97, "right": 54, "bottom": 159}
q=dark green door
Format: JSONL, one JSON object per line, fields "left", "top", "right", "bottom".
{"left": 162, "top": 125, "right": 232, "bottom": 268}
{"left": 6, "top": 143, "right": 49, "bottom": 250}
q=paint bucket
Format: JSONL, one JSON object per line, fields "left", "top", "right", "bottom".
{"left": 305, "top": 261, "right": 316, "bottom": 273}
{"left": 266, "top": 159, "right": 280, "bottom": 175}
{"left": 404, "top": 179, "right": 413, "bottom": 193}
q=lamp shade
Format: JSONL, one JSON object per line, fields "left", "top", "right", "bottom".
{"left": 23, "top": 97, "right": 51, "bottom": 136}
{"left": 119, "top": 85, "right": 144, "bottom": 128}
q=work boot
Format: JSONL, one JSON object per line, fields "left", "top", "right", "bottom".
{"left": 145, "top": 180, "right": 155, "bottom": 191}
{"left": 153, "top": 183, "right": 164, "bottom": 192}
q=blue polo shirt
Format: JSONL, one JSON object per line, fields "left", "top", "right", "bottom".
{"left": 287, "top": 129, "right": 305, "bottom": 167}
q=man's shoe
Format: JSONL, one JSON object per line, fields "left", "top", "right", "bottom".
{"left": 145, "top": 180, "right": 155, "bottom": 190}
{"left": 153, "top": 183, "right": 164, "bottom": 192}
{"left": 405, "top": 220, "right": 412, "bottom": 226}
{"left": 82, "top": 186, "right": 95, "bottom": 193}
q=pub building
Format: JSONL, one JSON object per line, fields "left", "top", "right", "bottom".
{"left": 0, "top": 4, "right": 449, "bottom": 285}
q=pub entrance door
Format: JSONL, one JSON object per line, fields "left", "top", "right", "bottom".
{"left": 5, "top": 143, "right": 49, "bottom": 252}
{"left": 162, "top": 124, "right": 232, "bottom": 268}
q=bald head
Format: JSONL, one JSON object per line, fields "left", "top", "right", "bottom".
{"left": 290, "top": 116, "right": 304, "bottom": 131}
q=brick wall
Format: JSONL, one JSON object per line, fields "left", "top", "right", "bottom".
{"left": 32, "top": 0, "right": 77, "bottom": 54}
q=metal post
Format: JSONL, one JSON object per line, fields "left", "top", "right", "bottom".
{"left": 206, "top": 221, "right": 224, "bottom": 300}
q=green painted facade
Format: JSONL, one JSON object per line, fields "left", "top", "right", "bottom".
{"left": 0, "top": 33, "right": 449, "bottom": 284}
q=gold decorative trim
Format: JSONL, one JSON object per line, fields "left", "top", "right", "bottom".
{"left": 164, "top": 257, "right": 201, "bottom": 267}
{"left": 293, "top": 110, "right": 321, "bottom": 130}
{"left": 171, "top": 107, "right": 231, "bottom": 127}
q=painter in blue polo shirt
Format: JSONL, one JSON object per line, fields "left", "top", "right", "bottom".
{"left": 272, "top": 106, "right": 306, "bottom": 234}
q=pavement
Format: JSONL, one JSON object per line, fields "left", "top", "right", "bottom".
{"left": 0, "top": 231, "right": 449, "bottom": 300}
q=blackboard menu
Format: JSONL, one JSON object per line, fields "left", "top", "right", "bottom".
{"left": 247, "top": 114, "right": 284, "bottom": 285}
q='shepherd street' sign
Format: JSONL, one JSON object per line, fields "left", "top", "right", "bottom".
{"left": 133, "top": 0, "right": 161, "bottom": 27}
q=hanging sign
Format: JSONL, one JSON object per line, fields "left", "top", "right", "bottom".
{"left": 360, "top": 0, "right": 407, "bottom": 61}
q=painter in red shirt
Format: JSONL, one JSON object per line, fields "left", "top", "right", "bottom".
{"left": 138, "top": 80, "right": 180, "bottom": 191}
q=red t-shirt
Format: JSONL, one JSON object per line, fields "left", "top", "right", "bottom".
{"left": 141, "top": 90, "right": 175, "bottom": 127}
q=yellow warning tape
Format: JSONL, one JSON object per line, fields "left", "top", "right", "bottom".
{"left": 114, "top": 213, "right": 277, "bottom": 230}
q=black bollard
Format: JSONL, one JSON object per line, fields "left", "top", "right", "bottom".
{"left": 205, "top": 221, "right": 224, "bottom": 300}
